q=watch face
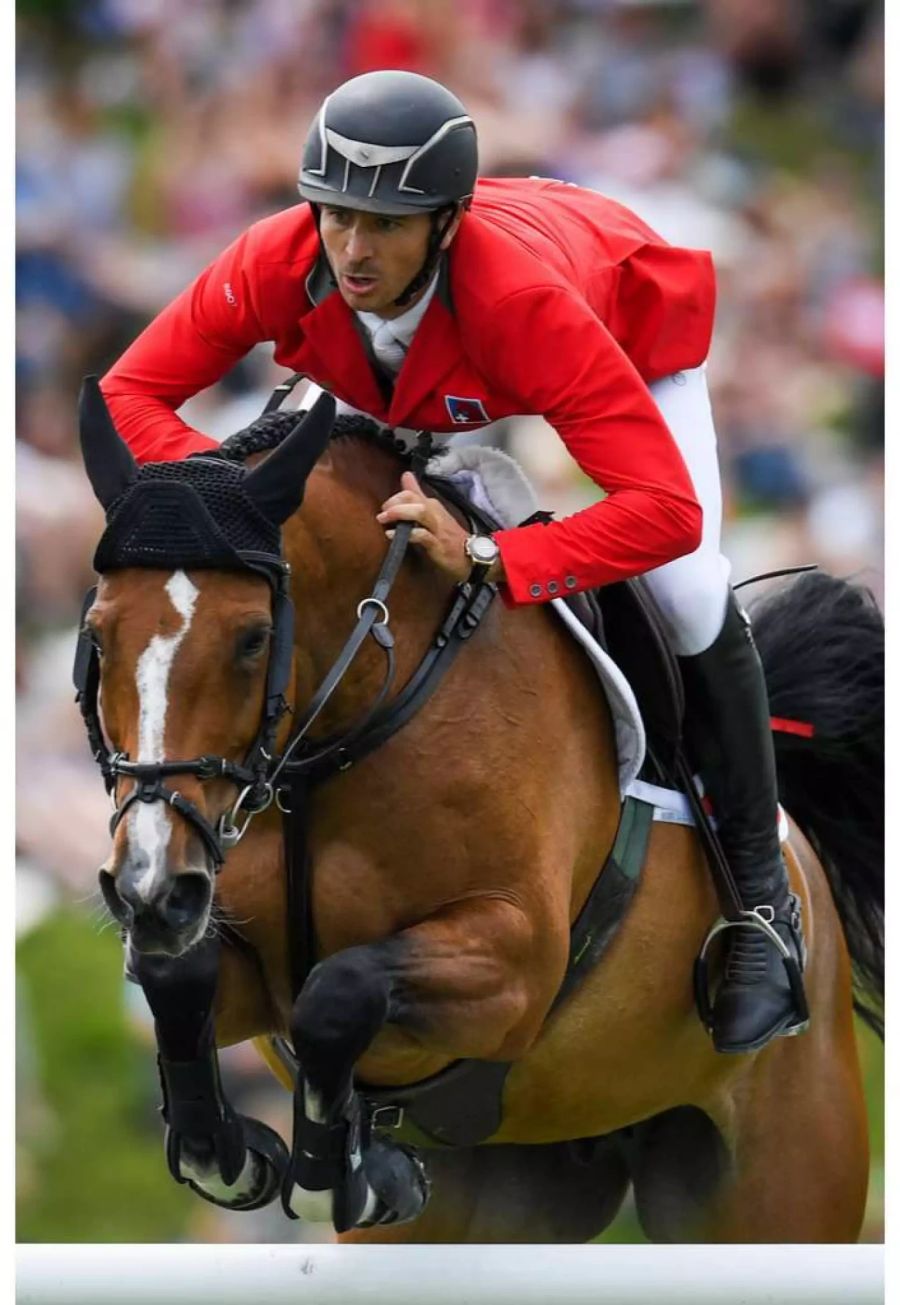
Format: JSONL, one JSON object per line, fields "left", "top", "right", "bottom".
{"left": 469, "top": 535, "right": 498, "bottom": 564}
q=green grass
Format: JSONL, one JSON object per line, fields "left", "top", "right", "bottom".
{"left": 16, "top": 908, "right": 190, "bottom": 1242}
{"left": 856, "top": 1017, "right": 884, "bottom": 1242}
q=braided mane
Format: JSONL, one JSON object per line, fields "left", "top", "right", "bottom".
{"left": 218, "top": 410, "right": 414, "bottom": 467}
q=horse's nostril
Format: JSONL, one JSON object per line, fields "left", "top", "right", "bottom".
{"left": 161, "top": 873, "right": 211, "bottom": 929}
{"left": 98, "top": 868, "right": 132, "bottom": 925}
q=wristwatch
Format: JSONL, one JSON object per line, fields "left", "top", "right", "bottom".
{"left": 464, "top": 533, "right": 500, "bottom": 583}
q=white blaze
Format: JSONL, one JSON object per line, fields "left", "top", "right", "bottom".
{"left": 129, "top": 571, "right": 200, "bottom": 897}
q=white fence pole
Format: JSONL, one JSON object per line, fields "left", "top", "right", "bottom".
{"left": 16, "top": 1243, "right": 884, "bottom": 1305}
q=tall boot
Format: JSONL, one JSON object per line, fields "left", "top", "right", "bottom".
{"left": 679, "top": 594, "right": 809, "bottom": 1054}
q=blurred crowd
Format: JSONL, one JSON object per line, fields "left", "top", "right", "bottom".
{"left": 16, "top": 0, "right": 884, "bottom": 1241}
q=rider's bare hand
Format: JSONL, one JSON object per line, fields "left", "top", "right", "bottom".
{"left": 376, "top": 472, "right": 471, "bottom": 581}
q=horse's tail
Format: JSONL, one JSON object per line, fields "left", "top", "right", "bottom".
{"left": 749, "top": 570, "right": 884, "bottom": 1039}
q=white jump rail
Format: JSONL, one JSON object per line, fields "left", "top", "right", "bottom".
{"left": 16, "top": 1243, "right": 884, "bottom": 1305}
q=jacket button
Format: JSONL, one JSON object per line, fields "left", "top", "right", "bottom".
{"left": 547, "top": 580, "right": 559, "bottom": 594}
{"left": 565, "top": 576, "right": 577, "bottom": 589}
{"left": 529, "top": 583, "right": 543, "bottom": 598}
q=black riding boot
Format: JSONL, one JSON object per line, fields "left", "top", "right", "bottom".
{"left": 679, "top": 594, "right": 809, "bottom": 1054}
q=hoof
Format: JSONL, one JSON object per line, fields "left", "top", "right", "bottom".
{"left": 176, "top": 1116, "right": 289, "bottom": 1212}
{"left": 355, "top": 1137, "right": 430, "bottom": 1230}
{"left": 283, "top": 1134, "right": 430, "bottom": 1231}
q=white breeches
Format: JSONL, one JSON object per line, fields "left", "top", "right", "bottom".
{"left": 642, "top": 365, "right": 731, "bottom": 656}
{"left": 306, "top": 367, "right": 731, "bottom": 656}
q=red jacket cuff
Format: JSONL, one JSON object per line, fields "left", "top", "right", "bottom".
{"left": 494, "top": 525, "right": 582, "bottom": 606}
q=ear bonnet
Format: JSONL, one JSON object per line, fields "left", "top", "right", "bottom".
{"left": 78, "top": 377, "right": 336, "bottom": 574}
{"left": 93, "top": 458, "right": 282, "bottom": 573}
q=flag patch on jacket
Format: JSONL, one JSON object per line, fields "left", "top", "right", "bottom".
{"left": 445, "top": 395, "right": 489, "bottom": 425}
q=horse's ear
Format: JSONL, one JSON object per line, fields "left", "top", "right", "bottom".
{"left": 78, "top": 375, "right": 138, "bottom": 509}
{"left": 243, "top": 391, "right": 336, "bottom": 525}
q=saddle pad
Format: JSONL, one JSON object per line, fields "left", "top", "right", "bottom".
{"left": 427, "top": 444, "right": 646, "bottom": 794}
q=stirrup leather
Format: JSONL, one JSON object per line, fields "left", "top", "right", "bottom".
{"left": 693, "top": 893, "right": 809, "bottom": 1034}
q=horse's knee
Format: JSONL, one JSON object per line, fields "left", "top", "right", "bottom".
{"left": 291, "top": 945, "right": 392, "bottom": 1074}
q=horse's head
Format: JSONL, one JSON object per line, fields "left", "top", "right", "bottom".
{"left": 78, "top": 378, "right": 334, "bottom": 954}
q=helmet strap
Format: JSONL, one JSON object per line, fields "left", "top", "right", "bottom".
{"left": 391, "top": 204, "right": 458, "bottom": 309}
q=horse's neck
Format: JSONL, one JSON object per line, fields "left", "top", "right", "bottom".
{"left": 282, "top": 441, "right": 446, "bottom": 727}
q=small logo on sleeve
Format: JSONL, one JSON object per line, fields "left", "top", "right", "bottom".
{"left": 445, "top": 395, "right": 490, "bottom": 425}
{"left": 223, "top": 283, "right": 237, "bottom": 307}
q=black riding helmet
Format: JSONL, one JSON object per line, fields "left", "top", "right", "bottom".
{"left": 298, "top": 70, "right": 478, "bottom": 306}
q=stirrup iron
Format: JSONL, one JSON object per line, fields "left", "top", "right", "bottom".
{"left": 693, "top": 893, "right": 809, "bottom": 1035}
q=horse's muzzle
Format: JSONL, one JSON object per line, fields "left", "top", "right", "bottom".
{"left": 99, "top": 864, "right": 213, "bottom": 954}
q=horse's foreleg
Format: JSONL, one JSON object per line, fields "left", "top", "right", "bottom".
{"left": 132, "top": 935, "right": 288, "bottom": 1212}
{"left": 283, "top": 898, "right": 560, "bottom": 1233}
{"left": 281, "top": 934, "right": 431, "bottom": 1231}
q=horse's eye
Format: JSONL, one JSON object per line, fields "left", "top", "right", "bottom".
{"left": 235, "top": 625, "right": 271, "bottom": 661}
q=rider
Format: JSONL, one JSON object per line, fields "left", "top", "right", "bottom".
{"left": 100, "top": 69, "right": 807, "bottom": 1055}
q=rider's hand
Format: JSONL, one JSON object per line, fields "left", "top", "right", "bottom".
{"left": 376, "top": 472, "right": 471, "bottom": 581}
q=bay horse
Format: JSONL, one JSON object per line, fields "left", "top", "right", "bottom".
{"left": 77, "top": 378, "right": 883, "bottom": 1243}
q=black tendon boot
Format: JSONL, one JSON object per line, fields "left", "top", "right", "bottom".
{"left": 680, "top": 594, "right": 809, "bottom": 1054}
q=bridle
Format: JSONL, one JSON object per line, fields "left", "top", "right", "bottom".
{"left": 73, "top": 427, "right": 442, "bottom": 872}
{"left": 74, "top": 549, "right": 296, "bottom": 869}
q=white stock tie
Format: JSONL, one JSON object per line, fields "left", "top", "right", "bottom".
{"left": 370, "top": 320, "right": 408, "bottom": 376}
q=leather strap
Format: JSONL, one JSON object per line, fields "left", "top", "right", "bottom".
{"left": 284, "top": 776, "right": 317, "bottom": 1001}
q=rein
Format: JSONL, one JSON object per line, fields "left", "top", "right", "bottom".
{"left": 74, "top": 393, "right": 497, "bottom": 897}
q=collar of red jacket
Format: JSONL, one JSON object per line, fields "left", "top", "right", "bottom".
{"left": 300, "top": 250, "right": 461, "bottom": 427}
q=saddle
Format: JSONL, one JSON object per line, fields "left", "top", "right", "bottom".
{"left": 594, "top": 579, "right": 685, "bottom": 783}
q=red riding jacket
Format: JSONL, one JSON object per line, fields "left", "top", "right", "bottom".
{"left": 101, "top": 176, "right": 715, "bottom": 605}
